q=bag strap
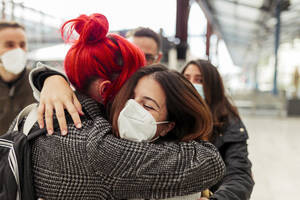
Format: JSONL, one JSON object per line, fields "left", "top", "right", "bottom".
{"left": 13, "top": 103, "right": 49, "bottom": 141}
{"left": 23, "top": 104, "right": 39, "bottom": 136}
{"left": 13, "top": 103, "right": 87, "bottom": 141}
{"left": 13, "top": 103, "right": 38, "bottom": 135}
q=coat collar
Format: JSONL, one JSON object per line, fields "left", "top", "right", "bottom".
{"left": 75, "top": 92, "right": 107, "bottom": 121}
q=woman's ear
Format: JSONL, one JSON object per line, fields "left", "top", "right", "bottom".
{"left": 160, "top": 122, "right": 175, "bottom": 137}
{"left": 98, "top": 80, "right": 111, "bottom": 98}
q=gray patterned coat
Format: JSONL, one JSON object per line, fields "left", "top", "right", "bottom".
{"left": 15, "top": 93, "right": 224, "bottom": 200}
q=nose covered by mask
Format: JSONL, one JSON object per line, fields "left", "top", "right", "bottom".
{"left": 193, "top": 83, "right": 205, "bottom": 99}
{"left": 118, "top": 99, "right": 169, "bottom": 142}
{"left": 0, "top": 48, "right": 27, "bottom": 74}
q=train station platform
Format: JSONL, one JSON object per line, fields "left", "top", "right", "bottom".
{"left": 242, "top": 113, "right": 300, "bottom": 200}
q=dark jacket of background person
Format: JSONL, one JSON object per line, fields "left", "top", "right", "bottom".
{"left": 210, "top": 116, "right": 254, "bottom": 200}
{"left": 0, "top": 68, "right": 35, "bottom": 134}
{"left": 9, "top": 91, "right": 225, "bottom": 200}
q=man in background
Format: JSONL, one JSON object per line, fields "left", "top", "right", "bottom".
{"left": 127, "top": 27, "right": 162, "bottom": 65}
{"left": 0, "top": 21, "right": 34, "bottom": 134}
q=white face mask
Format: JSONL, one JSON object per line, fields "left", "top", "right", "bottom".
{"left": 118, "top": 99, "right": 169, "bottom": 142}
{"left": 0, "top": 48, "right": 27, "bottom": 74}
{"left": 193, "top": 83, "right": 205, "bottom": 99}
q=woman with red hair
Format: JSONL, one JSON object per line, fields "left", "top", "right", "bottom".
{"left": 17, "top": 13, "right": 224, "bottom": 199}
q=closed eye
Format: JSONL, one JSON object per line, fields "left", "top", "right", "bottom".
{"left": 143, "top": 104, "right": 155, "bottom": 111}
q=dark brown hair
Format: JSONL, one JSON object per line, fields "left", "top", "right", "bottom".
{"left": 182, "top": 59, "right": 240, "bottom": 139}
{"left": 110, "top": 64, "right": 213, "bottom": 142}
{"left": 132, "top": 27, "right": 160, "bottom": 52}
{"left": 0, "top": 21, "right": 25, "bottom": 31}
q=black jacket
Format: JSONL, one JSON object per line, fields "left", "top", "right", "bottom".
{"left": 210, "top": 117, "right": 254, "bottom": 200}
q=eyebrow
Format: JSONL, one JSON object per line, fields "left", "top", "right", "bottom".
{"left": 4, "top": 41, "right": 14, "bottom": 44}
{"left": 143, "top": 96, "right": 160, "bottom": 109}
{"left": 184, "top": 72, "right": 202, "bottom": 76}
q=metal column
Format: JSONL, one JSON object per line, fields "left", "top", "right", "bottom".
{"left": 175, "top": 0, "right": 190, "bottom": 60}
{"left": 206, "top": 21, "right": 213, "bottom": 60}
{"left": 273, "top": 0, "right": 281, "bottom": 95}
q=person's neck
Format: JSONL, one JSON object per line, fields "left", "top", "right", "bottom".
{"left": 0, "top": 67, "right": 20, "bottom": 83}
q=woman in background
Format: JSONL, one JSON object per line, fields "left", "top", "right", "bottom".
{"left": 182, "top": 59, "right": 254, "bottom": 200}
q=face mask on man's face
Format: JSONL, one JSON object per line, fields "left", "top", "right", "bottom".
{"left": 117, "top": 99, "right": 169, "bottom": 142}
{"left": 0, "top": 48, "right": 27, "bottom": 74}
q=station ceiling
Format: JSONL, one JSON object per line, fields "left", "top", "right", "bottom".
{"left": 196, "top": 0, "right": 300, "bottom": 67}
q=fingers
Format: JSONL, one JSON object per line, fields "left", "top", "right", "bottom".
{"left": 37, "top": 103, "right": 45, "bottom": 129}
{"left": 45, "top": 104, "right": 54, "bottom": 135}
{"left": 54, "top": 102, "right": 68, "bottom": 135}
{"left": 65, "top": 100, "right": 82, "bottom": 129}
{"left": 73, "top": 94, "right": 84, "bottom": 116}
{"left": 38, "top": 75, "right": 84, "bottom": 135}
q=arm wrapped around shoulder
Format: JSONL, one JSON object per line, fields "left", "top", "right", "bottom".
{"left": 87, "top": 133, "right": 225, "bottom": 199}
{"left": 29, "top": 62, "right": 68, "bottom": 101}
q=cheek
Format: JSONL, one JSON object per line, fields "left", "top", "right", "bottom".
{"left": 149, "top": 110, "right": 160, "bottom": 121}
{"left": 190, "top": 77, "right": 197, "bottom": 84}
{"left": 0, "top": 49, "right": 6, "bottom": 56}
{"left": 158, "top": 108, "right": 168, "bottom": 122}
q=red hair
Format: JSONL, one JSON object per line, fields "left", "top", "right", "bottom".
{"left": 61, "top": 13, "right": 146, "bottom": 104}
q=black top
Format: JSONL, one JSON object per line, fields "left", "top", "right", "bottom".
{"left": 211, "top": 116, "right": 254, "bottom": 200}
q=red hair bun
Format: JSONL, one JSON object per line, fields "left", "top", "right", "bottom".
{"left": 60, "top": 13, "right": 146, "bottom": 105}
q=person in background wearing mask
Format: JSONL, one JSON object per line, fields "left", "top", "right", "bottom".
{"left": 182, "top": 59, "right": 254, "bottom": 200}
{"left": 0, "top": 21, "right": 34, "bottom": 134}
{"left": 127, "top": 27, "right": 162, "bottom": 65}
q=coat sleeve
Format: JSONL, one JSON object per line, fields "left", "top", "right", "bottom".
{"left": 29, "top": 62, "right": 68, "bottom": 101}
{"left": 86, "top": 121, "right": 225, "bottom": 199}
{"left": 211, "top": 119, "right": 254, "bottom": 200}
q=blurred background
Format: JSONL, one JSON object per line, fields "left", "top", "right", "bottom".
{"left": 1, "top": 0, "right": 299, "bottom": 199}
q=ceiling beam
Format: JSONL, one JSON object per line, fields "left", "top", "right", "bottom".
{"left": 214, "top": 0, "right": 267, "bottom": 11}
{"left": 212, "top": 10, "right": 264, "bottom": 26}
{"left": 195, "top": 0, "right": 223, "bottom": 38}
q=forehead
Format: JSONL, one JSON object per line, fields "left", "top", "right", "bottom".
{"left": 184, "top": 64, "right": 201, "bottom": 75}
{"left": 134, "top": 75, "right": 166, "bottom": 105}
{"left": 0, "top": 27, "right": 26, "bottom": 42}
{"left": 132, "top": 36, "right": 158, "bottom": 55}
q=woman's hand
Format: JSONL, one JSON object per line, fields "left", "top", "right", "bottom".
{"left": 38, "top": 75, "right": 84, "bottom": 135}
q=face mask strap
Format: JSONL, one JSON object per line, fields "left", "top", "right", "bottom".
{"left": 155, "top": 121, "right": 169, "bottom": 125}
{"left": 148, "top": 136, "right": 160, "bottom": 143}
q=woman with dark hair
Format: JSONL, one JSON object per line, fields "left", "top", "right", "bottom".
{"left": 182, "top": 59, "right": 254, "bottom": 200}
{"left": 110, "top": 64, "right": 212, "bottom": 143}
{"left": 12, "top": 14, "right": 225, "bottom": 199}
{"left": 110, "top": 65, "right": 214, "bottom": 200}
